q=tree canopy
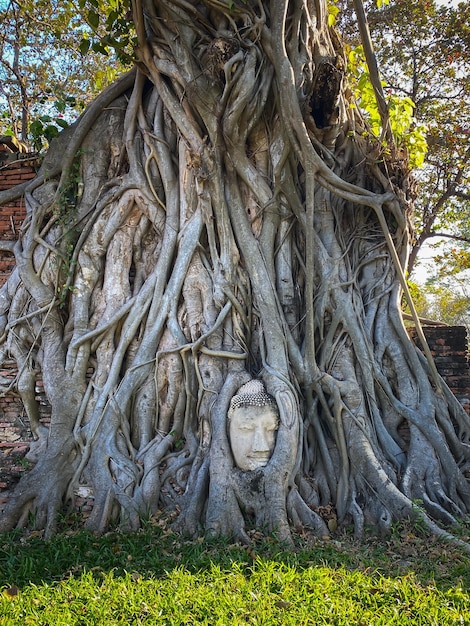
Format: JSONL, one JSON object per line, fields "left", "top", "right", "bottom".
{"left": 339, "top": 0, "right": 470, "bottom": 323}
{"left": 0, "top": 0, "right": 129, "bottom": 149}
{"left": 372, "top": 0, "right": 470, "bottom": 271}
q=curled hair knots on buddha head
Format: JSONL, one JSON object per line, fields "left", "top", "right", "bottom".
{"left": 228, "top": 380, "right": 278, "bottom": 419}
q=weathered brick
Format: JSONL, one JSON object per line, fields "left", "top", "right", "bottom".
{"left": 0, "top": 151, "right": 39, "bottom": 288}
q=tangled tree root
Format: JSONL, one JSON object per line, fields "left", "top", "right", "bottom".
{"left": 1, "top": 0, "right": 470, "bottom": 550}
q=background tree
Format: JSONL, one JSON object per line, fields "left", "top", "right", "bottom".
{"left": 1, "top": 0, "right": 470, "bottom": 549}
{"left": 0, "top": 0, "right": 130, "bottom": 150}
{"left": 338, "top": 0, "right": 470, "bottom": 323}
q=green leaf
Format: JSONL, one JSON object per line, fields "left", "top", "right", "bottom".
{"left": 107, "top": 10, "right": 119, "bottom": 27}
{"left": 88, "top": 9, "right": 99, "bottom": 29}
{"left": 328, "top": 4, "right": 340, "bottom": 27}
{"left": 91, "top": 41, "right": 108, "bottom": 55}
{"left": 29, "top": 119, "right": 43, "bottom": 136}
{"left": 43, "top": 125, "right": 60, "bottom": 141}
{"left": 79, "top": 38, "right": 90, "bottom": 55}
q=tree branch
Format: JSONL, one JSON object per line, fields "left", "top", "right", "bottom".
{"left": 422, "top": 232, "right": 470, "bottom": 245}
{"left": 0, "top": 241, "right": 16, "bottom": 253}
{"left": 352, "top": 0, "right": 395, "bottom": 148}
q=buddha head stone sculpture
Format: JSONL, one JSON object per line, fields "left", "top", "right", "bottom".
{"left": 227, "top": 380, "right": 279, "bottom": 471}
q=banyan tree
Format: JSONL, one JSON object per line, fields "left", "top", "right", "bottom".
{"left": 1, "top": 0, "right": 470, "bottom": 548}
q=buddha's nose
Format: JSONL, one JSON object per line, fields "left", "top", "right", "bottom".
{"left": 251, "top": 427, "right": 271, "bottom": 452}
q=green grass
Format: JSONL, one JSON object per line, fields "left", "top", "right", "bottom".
{"left": 1, "top": 519, "right": 470, "bottom": 625}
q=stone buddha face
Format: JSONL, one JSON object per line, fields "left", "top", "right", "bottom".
{"left": 228, "top": 380, "right": 279, "bottom": 471}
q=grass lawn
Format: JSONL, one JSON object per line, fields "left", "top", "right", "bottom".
{"left": 1, "top": 517, "right": 470, "bottom": 625}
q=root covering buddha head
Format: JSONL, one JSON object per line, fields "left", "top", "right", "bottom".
{"left": 227, "top": 380, "right": 279, "bottom": 471}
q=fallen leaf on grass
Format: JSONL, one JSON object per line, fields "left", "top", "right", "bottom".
{"left": 3, "top": 585, "right": 19, "bottom": 599}
{"left": 275, "top": 600, "right": 292, "bottom": 609}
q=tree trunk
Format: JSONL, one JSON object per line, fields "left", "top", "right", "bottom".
{"left": 1, "top": 0, "right": 470, "bottom": 548}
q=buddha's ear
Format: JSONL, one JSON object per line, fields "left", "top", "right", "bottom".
{"left": 275, "top": 390, "right": 297, "bottom": 429}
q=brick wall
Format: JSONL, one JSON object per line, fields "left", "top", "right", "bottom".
{"left": 0, "top": 149, "right": 40, "bottom": 285}
{"left": 407, "top": 325, "right": 470, "bottom": 402}
{"left": 0, "top": 148, "right": 41, "bottom": 499}
{"left": 0, "top": 365, "right": 50, "bottom": 498}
